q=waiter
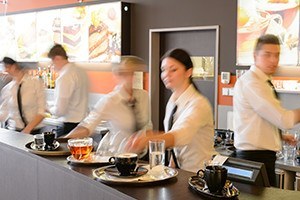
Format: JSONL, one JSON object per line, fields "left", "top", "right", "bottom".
{"left": 233, "top": 34, "right": 300, "bottom": 186}
{"left": 48, "top": 44, "right": 89, "bottom": 137}
{"left": 0, "top": 57, "right": 46, "bottom": 134}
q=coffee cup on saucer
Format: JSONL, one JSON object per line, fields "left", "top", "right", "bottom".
{"left": 109, "top": 153, "right": 138, "bottom": 176}
{"left": 197, "top": 165, "right": 228, "bottom": 194}
{"left": 43, "top": 132, "right": 55, "bottom": 150}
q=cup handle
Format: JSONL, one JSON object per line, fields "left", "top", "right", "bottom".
{"left": 197, "top": 169, "right": 205, "bottom": 179}
{"left": 108, "top": 157, "right": 115, "bottom": 165}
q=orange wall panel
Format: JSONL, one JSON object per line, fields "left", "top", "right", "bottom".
{"left": 218, "top": 75, "right": 236, "bottom": 106}
{"left": 86, "top": 71, "right": 117, "bottom": 94}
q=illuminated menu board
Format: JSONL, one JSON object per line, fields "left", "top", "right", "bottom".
{"left": 237, "top": 0, "right": 299, "bottom": 66}
{"left": 0, "top": 1, "right": 124, "bottom": 63}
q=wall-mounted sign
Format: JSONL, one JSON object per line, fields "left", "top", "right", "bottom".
{"left": 237, "top": 0, "right": 299, "bottom": 66}
{"left": 191, "top": 56, "right": 214, "bottom": 79}
{"left": 0, "top": 1, "right": 126, "bottom": 63}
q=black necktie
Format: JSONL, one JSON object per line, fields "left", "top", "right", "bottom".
{"left": 17, "top": 83, "right": 27, "bottom": 128}
{"left": 165, "top": 105, "right": 180, "bottom": 168}
{"left": 127, "top": 98, "right": 137, "bottom": 131}
{"left": 267, "top": 80, "right": 279, "bottom": 99}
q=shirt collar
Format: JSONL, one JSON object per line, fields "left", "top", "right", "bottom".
{"left": 250, "top": 65, "right": 272, "bottom": 82}
{"left": 170, "top": 84, "right": 196, "bottom": 107}
{"left": 59, "top": 63, "right": 71, "bottom": 75}
{"left": 115, "top": 84, "right": 132, "bottom": 102}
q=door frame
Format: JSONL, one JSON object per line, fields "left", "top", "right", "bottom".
{"left": 149, "top": 25, "right": 220, "bottom": 130}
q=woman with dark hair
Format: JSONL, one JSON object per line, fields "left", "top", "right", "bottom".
{"left": 126, "top": 49, "right": 216, "bottom": 173}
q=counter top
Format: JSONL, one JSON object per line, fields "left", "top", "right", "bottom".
{"left": 0, "top": 129, "right": 299, "bottom": 200}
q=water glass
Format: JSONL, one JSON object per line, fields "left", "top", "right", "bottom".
{"left": 149, "top": 139, "right": 165, "bottom": 169}
{"left": 282, "top": 144, "right": 295, "bottom": 162}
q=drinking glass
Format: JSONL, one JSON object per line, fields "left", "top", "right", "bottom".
{"left": 149, "top": 139, "right": 165, "bottom": 169}
{"left": 68, "top": 137, "right": 93, "bottom": 160}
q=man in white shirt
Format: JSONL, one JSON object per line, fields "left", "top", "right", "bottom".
{"left": 48, "top": 44, "right": 89, "bottom": 137}
{"left": 0, "top": 57, "right": 46, "bottom": 134}
{"left": 233, "top": 34, "right": 300, "bottom": 186}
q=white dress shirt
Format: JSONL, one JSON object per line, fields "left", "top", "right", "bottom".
{"left": 233, "top": 65, "right": 296, "bottom": 152}
{"left": 50, "top": 63, "right": 89, "bottom": 123}
{"left": 79, "top": 85, "right": 152, "bottom": 155}
{"left": 0, "top": 74, "right": 46, "bottom": 130}
{"left": 165, "top": 84, "right": 217, "bottom": 173}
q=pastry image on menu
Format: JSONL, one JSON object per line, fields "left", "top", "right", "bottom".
{"left": 88, "top": 10, "right": 109, "bottom": 61}
{"left": 61, "top": 6, "right": 88, "bottom": 61}
{"left": 88, "top": 3, "right": 121, "bottom": 62}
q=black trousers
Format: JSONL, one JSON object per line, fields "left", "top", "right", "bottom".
{"left": 233, "top": 150, "right": 277, "bottom": 187}
{"left": 56, "top": 122, "right": 79, "bottom": 138}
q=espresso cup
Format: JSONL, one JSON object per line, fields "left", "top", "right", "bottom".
{"left": 109, "top": 153, "right": 138, "bottom": 176}
{"left": 43, "top": 132, "right": 55, "bottom": 149}
{"left": 197, "top": 165, "right": 227, "bottom": 194}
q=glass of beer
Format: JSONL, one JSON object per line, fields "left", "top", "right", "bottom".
{"left": 68, "top": 137, "right": 93, "bottom": 160}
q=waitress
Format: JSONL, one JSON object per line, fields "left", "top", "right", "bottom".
{"left": 126, "top": 49, "right": 217, "bottom": 173}
{"left": 0, "top": 57, "right": 46, "bottom": 134}
{"left": 65, "top": 56, "right": 152, "bottom": 155}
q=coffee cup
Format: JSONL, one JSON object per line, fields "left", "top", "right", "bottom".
{"left": 109, "top": 153, "right": 138, "bottom": 176}
{"left": 43, "top": 132, "right": 55, "bottom": 149}
{"left": 197, "top": 165, "right": 228, "bottom": 194}
{"left": 68, "top": 137, "right": 93, "bottom": 160}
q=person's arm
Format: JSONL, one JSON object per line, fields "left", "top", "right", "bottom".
{"left": 126, "top": 130, "right": 175, "bottom": 153}
{"left": 0, "top": 85, "right": 10, "bottom": 121}
{"left": 22, "top": 114, "right": 45, "bottom": 134}
{"left": 64, "top": 95, "right": 111, "bottom": 138}
{"left": 64, "top": 126, "right": 90, "bottom": 138}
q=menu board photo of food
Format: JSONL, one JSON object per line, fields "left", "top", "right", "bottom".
{"left": 237, "top": 0, "right": 299, "bottom": 66}
{"left": 36, "top": 9, "right": 61, "bottom": 61}
{"left": 15, "top": 13, "right": 37, "bottom": 61}
{"left": 88, "top": 2, "right": 122, "bottom": 62}
{"left": 61, "top": 6, "right": 89, "bottom": 62}
{"left": 0, "top": 16, "right": 17, "bottom": 60}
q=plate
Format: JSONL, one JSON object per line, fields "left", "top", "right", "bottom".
{"left": 104, "top": 165, "right": 148, "bottom": 178}
{"left": 188, "top": 176, "right": 239, "bottom": 199}
{"left": 25, "top": 138, "right": 71, "bottom": 156}
{"left": 30, "top": 141, "right": 60, "bottom": 151}
{"left": 93, "top": 165, "right": 178, "bottom": 185}
{"left": 67, "top": 153, "right": 110, "bottom": 165}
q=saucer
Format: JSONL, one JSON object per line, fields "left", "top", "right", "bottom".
{"left": 104, "top": 165, "right": 148, "bottom": 178}
{"left": 93, "top": 165, "right": 178, "bottom": 185}
{"left": 188, "top": 176, "right": 239, "bottom": 199}
{"left": 67, "top": 153, "right": 110, "bottom": 165}
{"left": 30, "top": 140, "right": 59, "bottom": 151}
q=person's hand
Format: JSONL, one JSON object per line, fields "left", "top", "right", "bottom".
{"left": 282, "top": 134, "right": 297, "bottom": 146}
{"left": 125, "top": 131, "right": 149, "bottom": 153}
{"left": 21, "top": 127, "right": 31, "bottom": 134}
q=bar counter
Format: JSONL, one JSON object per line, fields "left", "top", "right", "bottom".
{"left": 0, "top": 128, "right": 299, "bottom": 200}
